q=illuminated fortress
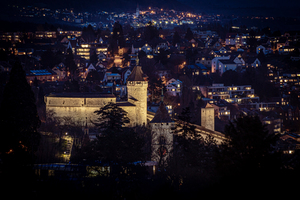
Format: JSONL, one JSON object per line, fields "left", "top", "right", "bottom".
{"left": 45, "top": 66, "right": 148, "bottom": 128}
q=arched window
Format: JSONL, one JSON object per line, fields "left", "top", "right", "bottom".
{"left": 159, "top": 136, "right": 166, "bottom": 145}
{"left": 157, "top": 146, "right": 167, "bottom": 157}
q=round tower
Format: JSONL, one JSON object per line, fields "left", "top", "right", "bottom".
{"left": 127, "top": 66, "right": 148, "bottom": 126}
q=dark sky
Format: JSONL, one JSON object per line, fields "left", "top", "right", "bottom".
{"left": 1, "top": 0, "right": 300, "bottom": 17}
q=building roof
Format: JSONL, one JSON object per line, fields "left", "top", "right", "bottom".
{"left": 127, "top": 66, "right": 145, "bottom": 81}
{"left": 219, "top": 59, "right": 236, "bottom": 65}
{"left": 46, "top": 92, "right": 115, "bottom": 98}
{"left": 150, "top": 102, "right": 173, "bottom": 123}
{"left": 26, "top": 69, "right": 55, "bottom": 76}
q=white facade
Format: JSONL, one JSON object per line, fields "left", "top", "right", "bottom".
{"left": 165, "top": 78, "right": 182, "bottom": 96}
{"left": 218, "top": 60, "right": 237, "bottom": 74}
{"left": 211, "top": 56, "right": 230, "bottom": 73}
{"left": 200, "top": 83, "right": 259, "bottom": 103}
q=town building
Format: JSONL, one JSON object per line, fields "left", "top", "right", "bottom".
{"left": 199, "top": 83, "right": 259, "bottom": 104}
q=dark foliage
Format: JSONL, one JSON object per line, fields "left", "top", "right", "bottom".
{"left": 216, "top": 115, "right": 281, "bottom": 177}
{"left": 184, "top": 27, "right": 194, "bottom": 41}
{"left": 0, "top": 60, "right": 41, "bottom": 188}
{"left": 72, "top": 102, "right": 149, "bottom": 165}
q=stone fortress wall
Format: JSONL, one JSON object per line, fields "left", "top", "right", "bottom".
{"left": 45, "top": 94, "right": 118, "bottom": 127}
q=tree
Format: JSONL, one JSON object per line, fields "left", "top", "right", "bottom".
{"left": 172, "top": 31, "right": 181, "bottom": 46}
{"left": 221, "top": 69, "right": 240, "bottom": 86}
{"left": 73, "top": 102, "right": 147, "bottom": 165}
{"left": 175, "top": 107, "right": 197, "bottom": 138}
{"left": 93, "top": 102, "right": 129, "bottom": 134}
{"left": 216, "top": 115, "right": 280, "bottom": 176}
{"left": 144, "top": 21, "right": 159, "bottom": 43}
{"left": 247, "top": 30, "right": 258, "bottom": 53}
{"left": 64, "top": 47, "right": 77, "bottom": 80}
{"left": 40, "top": 48, "right": 61, "bottom": 69}
{"left": 0, "top": 60, "right": 41, "bottom": 173}
{"left": 184, "top": 27, "right": 194, "bottom": 41}
{"left": 185, "top": 47, "right": 198, "bottom": 65}
{"left": 166, "top": 107, "right": 218, "bottom": 193}
{"left": 82, "top": 24, "right": 96, "bottom": 43}
{"left": 112, "top": 21, "right": 125, "bottom": 47}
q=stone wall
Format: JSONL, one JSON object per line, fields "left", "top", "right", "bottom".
{"left": 45, "top": 96, "right": 116, "bottom": 127}
{"left": 201, "top": 107, "right": 215, "bottom": 131}
{"left": 127, "top": 81, "right": 148, "bottom": 126}
{"left": 150, "top": 122, "right": 174, "bottom": 164}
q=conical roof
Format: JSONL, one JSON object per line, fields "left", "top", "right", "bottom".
{"left": 127, "top": 66, "right": 145, "bottom": 81}
{"left": 205, "top": 103, "right": 214, "bottom": 108}
{"left": 150, "top": 102, "right": 173, "bottom": 123}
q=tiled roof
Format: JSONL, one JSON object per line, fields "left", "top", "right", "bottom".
{"left": 150, "top": 102, "right": 173, "bottom": 123}
{"left": 127, "top": 66, "right": 145, "bottom": 81}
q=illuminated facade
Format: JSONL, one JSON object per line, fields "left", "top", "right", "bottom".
{"left": 45, "top": 66, "right": 148, "bottom": 129}
{"left": 150, "top": 102, "right": 174, "bottom": 165}
{"left": 75, "top": 43, "right": 107, "bottom": 61}
{"left": 200, "top": 83, "right": 259, "bottom": 104}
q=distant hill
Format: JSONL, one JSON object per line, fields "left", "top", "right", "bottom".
{"left": 1, "top": 0, "right": 300, "bottom": 17}
{"left": 177, "top": 0, "right": 300, "bottom": 17}
{"left": 3, "top": 0, "right": 192, "bottom": 12}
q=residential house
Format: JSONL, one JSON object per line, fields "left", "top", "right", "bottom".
{"left": 103, "top": 71, "right": 121, "bottom": 83}
{"left": 211, "top": 56, "right": 230, "bottom": 73}
{"left": 0, "top": 61, "right": 11, "bottom": 72}
{"left": 256, "top": 44, "right": 272, "bottom": 55}
{"left": 52, "top": 63, "right": 67, "bottom": 81}
{"left": 276, "top": 37, "right": 289, "bottom": 51}
{"left": 200, "top": 83, "right": 259, "bottom": 104}
{"left": 195, "top": 56, "right": 213, "bottom": 68}
{"left": 218, "top": 59, "right": 237, "bottom": 74}
{"left": 154, "top": 62, "right": 170, "bottom": 82}
{"left": 218, "top": 46, "right": 231, "bottom": 54}
{"left": 225, "top": 33, "right": 237, "bottom": 46}
{"left": 279, "top": 105, "right": 300, "bottom": 131}
{"left": 279, "top": 46, "right": 295, "bottom": 55}
{"left": 120, "top": 67, "right": 131, "bottom": 84}
{"left": 26, "top": 69, "right": 57, "bottom": 84}
{"left": 141, "top": 43, "right": 153, "bottom": 55}
{"left": 165, "top": 78, "right": 182, "bottom": 97}
{"left": 262, "top": 116, "right": 282, "bottom": 134}
{"left": 246, "top": 57, "right": 261, "bottom": 68}
{"left": 155, "top": 42, "right": 169, "bottom": 54}
{"left": 183, "top": 63, "right": 209, "bottom": 76}
{"left": 215, "top": 103, "right": 231, "bottom": 121}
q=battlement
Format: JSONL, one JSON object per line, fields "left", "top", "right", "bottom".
{"left": 127, "top": 81, "right": 148, "bottom": 86}
{"left": 45, "top": 93, "right": 116, "bottom": 107}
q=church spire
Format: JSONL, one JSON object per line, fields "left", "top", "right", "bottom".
{"left": 136, "top": 3, "right": 139, "bottom": 17}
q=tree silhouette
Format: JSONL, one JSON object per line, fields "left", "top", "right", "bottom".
{"left": 144, "top": 21, "right": 159, "bottom": 43}
{"left": 0, "top": 60, "right": 41, "bottom": 169}
{"left": 216, "top": 114, "right": 281, "bottom": 176}
{"left": 64, "top": 47, "right": 77, "bottom": 80}
{"left": 184, "top": 27, "right": 194, "bottom": 41}
{"left": 82, "top": 24, "right": 96, "bottom": 43}
{"left": 93, "top": 102, "right": 130, "bottom": 134}
{"left": 172, "top": 31, "right": 181, "bottom": 46}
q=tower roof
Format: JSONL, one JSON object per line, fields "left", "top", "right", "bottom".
{"left": 127, "top": 66, "right": 145, "bottom": 81}
{"left": 150, "top": 102, "right": 173, "bottom": 123}
{"left": 205, "top": 103, "right": 214, "bottom": 108}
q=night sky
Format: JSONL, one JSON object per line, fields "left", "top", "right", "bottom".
{"left": 1, "top": 0, "right": 300, "bottom": 16}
